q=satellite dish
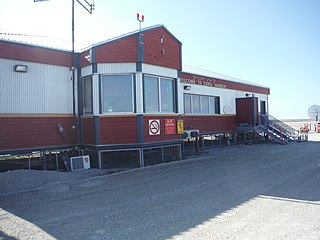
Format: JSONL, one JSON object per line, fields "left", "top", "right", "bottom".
{"left": 308, "top": 105, "right": 320, "bottom": 121}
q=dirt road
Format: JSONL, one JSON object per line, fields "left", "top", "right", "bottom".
{"left": 1, "top": 141, "right": 320, "bottom": 240}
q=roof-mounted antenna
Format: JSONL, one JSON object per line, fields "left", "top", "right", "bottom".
{"left": 34, "top": 0, "right": 95, "bottom": 148}
{"left": 137, "top": 13, "right": 145, "bottom": 62}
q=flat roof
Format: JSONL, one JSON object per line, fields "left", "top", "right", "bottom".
{"left": 182, "top": 65, "right": 268, "bottom": 89}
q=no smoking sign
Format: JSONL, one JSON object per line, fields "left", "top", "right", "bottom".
{"left": 149, "top": 119, "right": 160, "bottom": 135}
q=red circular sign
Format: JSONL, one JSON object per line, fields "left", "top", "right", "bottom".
{"left": 149, "top": 120, "right": 160, "bottom": 135}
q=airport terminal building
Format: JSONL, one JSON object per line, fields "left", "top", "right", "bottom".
{"left": 0, "top": 25, "right": 270, "bottom": 170}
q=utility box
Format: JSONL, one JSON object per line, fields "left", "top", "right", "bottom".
{"left": 70, "top": 155, "right": 91, "bottom": 171}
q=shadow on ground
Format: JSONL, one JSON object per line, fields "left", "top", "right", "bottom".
{"left": 0, "top": 142, "right": 320, "bottom": 239}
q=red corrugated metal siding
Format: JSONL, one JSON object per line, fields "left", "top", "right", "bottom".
{"left": 82, "top": 117, "right": 94, "bottom": 144}
{"left": 95, "top": 36, "right": 137, "bottom": 63}
{"left": 144, "top": 28, "right": 181, "bottom": 70}
{"left": 0, "top": 116, "right": 73, "bottom": 150}
{"left": 100, "top": 116, "right": 137, "bottom": 144}
{"left": 143, "top": 116, "right": 180, "bottom": 143}
{"left": 79, "top": 49, "right": 91, "bottom": 68}
{"left": 180, "top": 73, "right": 270, "bottom": 95}
{"left": 183, "top": 115, "right": 237, "bottom": 134}
{"left": 0, "top": 41, "right": 72, "bottom": 67}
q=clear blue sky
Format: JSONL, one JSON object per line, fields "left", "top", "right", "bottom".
{"left": 1, "top": 0, "right": 319, "bottom": 119}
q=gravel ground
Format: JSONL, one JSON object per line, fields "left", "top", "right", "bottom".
{"left": 1, "top": 141, "right": 320, "bottom": 240}
{"left": 0, "top": 169, "right": 108, "bottom": 196}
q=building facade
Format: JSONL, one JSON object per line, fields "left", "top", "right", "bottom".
{"left": 0, "top": 25, "right": 270, "bottom": 170}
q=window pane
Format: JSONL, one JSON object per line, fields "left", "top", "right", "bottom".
{"left": 184, "top": 94, "right": 191, "bottom": 114}
{"left": 83, "top": 77, "right": 92, "bottom": 114}
{"left": 160, "top": 78, "right": 174, "bottom": 112}
{"left": 192, "top": 95, "right": 200, "bottom": 114}
{"left": 144, "top": 76, "right": 159, "bottom": 112}
{"left": 201, "top": 96, "right": 209, "bottom": 114}
{"left": 101, "top": 75, "right": 133, "bottom": 113}
{"left": 209, "top": 96, "right": 216, "bottom": 114}
{"left": 215, "top": 97, "right": 220, "bottom": 114}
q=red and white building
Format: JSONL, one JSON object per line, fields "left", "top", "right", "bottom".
{"left": 0, "top": 25, "right": 270, "bottom": 169}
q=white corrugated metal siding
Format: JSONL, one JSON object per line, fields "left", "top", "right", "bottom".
{"left": 0, "top": 58, "right": 76, "bottom": 114}
{"left": 97, "top": 63, "right": 136, "bottom": 74}
{"left": 142, "top": 64, "right": 178, "bottom": 78}
{"left": 81, "top": 65, "right": 92, "bottom": 77}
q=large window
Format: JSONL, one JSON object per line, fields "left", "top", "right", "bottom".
{"left": 184, "top": 93, "right": 220, "bottom": 114}
{"left": 82, "top": 77, "right": 93, "bottom": 115}
{"left": 144, "top": 76, "right": 175, "bottom": 113}
{"left": 101, "top": 74, "right": 134, "bottom": 113}
{"left": 201, "top": 96, "right": 209, "bottom": 114}
{"left": 144, "top": 76, "right": 159, "bottom": 112}
{"left": 192, "top": 95, "right": 201, "bottom": 114}
{"left": 160, "top": 78, "right": 174, "bottom": 112}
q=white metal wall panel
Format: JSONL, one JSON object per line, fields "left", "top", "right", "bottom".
{"left": 92, "top": 74, "right": 100, "bottom": 115}
{"left": 177, "top": 78, "right": 184, "bottom": 114}
{"left": 135, "top": 72, "right": 143, "bottom": 113}
{"left": 142, "top": 64, "right": 178, "bottom": 78}
{"left": 0, "top": 58, "right": 75, "bottom": 114}
{"left": 81, "top": 65, "right": 92, "bottom": 77}
{"left": 97, "top": 63, "right": 136, "bottom": 74}
{"left": 96, "top": 63, "right": 178, "bottom": 78}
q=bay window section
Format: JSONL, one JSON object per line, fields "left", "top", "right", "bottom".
{"left": 101, "top": 74, "right": 134, "bottom": 113}
{"left": 144, "top": 76, "right": 176, "bottom": 113}
{"left": 82, "top": 76, "right": 93, "bottom": 115}
{"left": 160, "top": 78, "right": 174, "bottom": 112}
{"left": 144, "top": 76, "right": 159, "bottom": 112}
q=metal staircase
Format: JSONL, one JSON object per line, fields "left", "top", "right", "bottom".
{"left": 259, "top": 114, "right": 303, "bottom": 144}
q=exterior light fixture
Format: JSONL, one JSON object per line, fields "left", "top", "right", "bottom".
{"left": 57, "top": 124, "right": 64, "bottom": 133}
{"left": 184, "top": 85, "right": 191, "bottom": 90}
{"left": 14, "top": 65, "right": 28, "bottom": 73}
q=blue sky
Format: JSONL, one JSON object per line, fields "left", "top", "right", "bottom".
{"left": 1, "top": 0, "right": 319, "bottom": 119}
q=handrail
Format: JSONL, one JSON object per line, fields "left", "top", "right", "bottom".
{"left": 267, "top": 114, "right": 299, "bottom": 136}
{"left": 260, "top": 114, "right": 299, "bottom": 140}
{"left": 259, "top": 123, "right": 289, "bottom": 143}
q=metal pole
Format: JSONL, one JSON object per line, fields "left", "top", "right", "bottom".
{"left": 56, "top": 152, "right": 59, "bottom": 171}
{"left": 72, "top": 0, "right": 77, "bottom": 147}
{"left": 34, "top": 0, "right": 95, "bottom": 148}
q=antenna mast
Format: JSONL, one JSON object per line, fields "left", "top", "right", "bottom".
{"left": 34, "top": 0, "right": 95, "bottom": 147}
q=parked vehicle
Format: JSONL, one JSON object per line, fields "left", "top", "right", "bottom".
{"left": 300, "top": 124, "right": 309, "bottom": 133}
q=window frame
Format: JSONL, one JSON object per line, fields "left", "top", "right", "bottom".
{"left": 100, "top": 74, "right": 135, "bottom": 114}
{"left": 143, "top": 75, "right": 176, "bottom": 113}
{"left": 82, "top": 76, "right": 93, "bottom": 115}
{"left": 184, "top": 93, "right": 220, "bottom": 115}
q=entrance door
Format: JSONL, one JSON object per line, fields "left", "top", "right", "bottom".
{"left": 260, "top": 100, "right": 266, "bottom": 114}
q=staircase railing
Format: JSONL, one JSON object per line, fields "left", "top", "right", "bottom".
{"left": 260, "top": 114, "right": 300, "bottom": 142}
{"left": 268, "top": 114, "right": 299, "bottom": 139}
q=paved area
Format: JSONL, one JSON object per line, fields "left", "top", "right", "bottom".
{"left": 1, "top": 141, "right": 320, "bottom": 240}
